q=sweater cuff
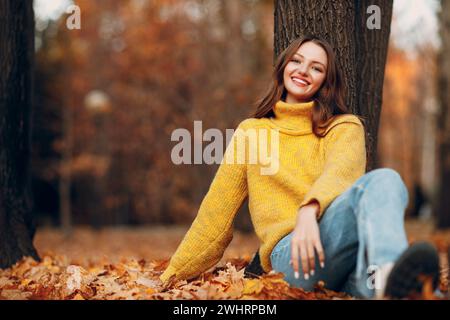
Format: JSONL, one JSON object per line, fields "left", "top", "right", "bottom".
{"left": 159, "top": 264, "right": 178, "bottom": 284}
{"left": 299, "top": 196, "right": 325, "bottom": 220}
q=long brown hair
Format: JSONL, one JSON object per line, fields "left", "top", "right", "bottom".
{"left": 251, "top": 35, "right": 351, "bottom": 137}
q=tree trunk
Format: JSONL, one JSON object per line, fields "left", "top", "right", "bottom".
{"left": 0, "top": 1, "right": 40, "bottom": 268}
{"left": 436, "top": 0, "right": 450, "bottom": 229}
{"left": 274, "top": 0, "right": 393, "bottom": 170}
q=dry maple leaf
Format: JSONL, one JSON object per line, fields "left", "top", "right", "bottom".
{"left": 242, "top": 279, "right": 264, "bottom": 296}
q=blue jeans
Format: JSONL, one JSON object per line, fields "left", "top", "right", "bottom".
{"left": 270, "top": 168, "right": 409, "bottom": 299}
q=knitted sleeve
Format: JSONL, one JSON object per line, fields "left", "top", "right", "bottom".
{"left": 299, "top": 116, "right": 366, "bottom": 219}
{"left": 159, "top": 120, "right": 249, "bottom": 284}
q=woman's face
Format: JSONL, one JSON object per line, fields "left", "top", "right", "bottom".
{"left": 283, "top": 41, "right": 328, "bottom": 104}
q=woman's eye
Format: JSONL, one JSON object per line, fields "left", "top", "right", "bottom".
{"left": 312, "top": 66, "right": 323, "bottom": 72}
{"left": 292, "top": 59, "right": 301, "bottom": 64}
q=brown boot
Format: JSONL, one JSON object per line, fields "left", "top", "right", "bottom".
{"left": 384, "top": 242, "right": 440, "bottom": 299}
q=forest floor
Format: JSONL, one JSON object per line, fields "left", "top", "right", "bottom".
{"left": 0, "top": 219, "right": 449, "bottom": 300}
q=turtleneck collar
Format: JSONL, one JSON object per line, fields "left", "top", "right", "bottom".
{"left": 269, "top": 99, "right": 314, "bottom": 133}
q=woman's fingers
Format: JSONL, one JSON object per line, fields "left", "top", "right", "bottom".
{"left": 307, "top": 240, "right": 316, "bottom": 275}
{"left": 291, "top": 236, "right": 315, "bottom": 280}
{"left": 299, "top": 240, "right": 310, "bottom": 279}
{"left": 291, "top": 239, "right": 300, "bottom": 279}
{"left": 315, "top": 238, "right": 326, "bottom": 269}
{"left": 291, "top": 236, "right": 309, "bottom": 279}
{"left": 291, "top": 233, "right": 324, "bottom": 280}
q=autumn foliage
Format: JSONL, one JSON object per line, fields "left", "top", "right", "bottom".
{"left": 33, "top": 0, "right": 273, "bottom": 228}
{"left": 0, "top": 256, "right": 353, "bottom": 300}
{"left": 0, "top": 224, "right": 449, "bottom": 300}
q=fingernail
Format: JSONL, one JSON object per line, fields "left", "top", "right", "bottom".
{"left": 310, "top": 269, "right": 315, "bottom": 276}
{"left": 294, "top": 271, "right": 299, "bottom": 279}
{"left": 304, "top": 273, "right": 309, "bottom": 280}
{"left": 320, "top": 262, "right": 325, "bottom": 268}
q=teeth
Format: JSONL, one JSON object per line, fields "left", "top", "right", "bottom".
{"left": 292, "top": 78, "right": 308, "bottom": 85}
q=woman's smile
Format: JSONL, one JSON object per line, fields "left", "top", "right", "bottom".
{"left": 291, "top": 76, "right": 310, "bottom": 87}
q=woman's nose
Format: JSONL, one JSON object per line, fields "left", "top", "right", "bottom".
{"left": 297, "top": 63, "right": 308, "bottom": 75}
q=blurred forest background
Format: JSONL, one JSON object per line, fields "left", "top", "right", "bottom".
{"left": 31, "top": 0, "right": 444, "bottom": 233}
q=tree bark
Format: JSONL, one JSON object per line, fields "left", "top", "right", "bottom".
{"left": 436, "top": 0, "right": 450, "bottom": 229}
{"left": 274, "top": 0, "right": 393, "bottom": 170}
{"left": 0, "top": 1, "right": 40, "bottom": 268}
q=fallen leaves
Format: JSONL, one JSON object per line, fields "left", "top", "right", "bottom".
{"left": 0, "top": 223, "right": 449, "bottom": 300}
{"left": 0, "top": 257, "right": 354, "bottom": 300}
{"left": 0, "top": 255, "right": 165, "bottom": 300}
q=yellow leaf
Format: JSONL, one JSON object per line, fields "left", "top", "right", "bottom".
{"left": 88, "top": 267, "right": 103, "bottom": 274}
{"left": 43, "top": 256, "right": 53, "bottom": 267}
{"left": 21, "top": 279, "right": 32, "bottom": 286}
{"left": 72, "top": 293, "right": 85, "bottom": 300}
{"left": 243, "top": 279, "right": 264, "bottom": 295}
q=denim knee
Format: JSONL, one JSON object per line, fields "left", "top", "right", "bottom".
{"left": 363, "top": 168, "right": 409, "bottom": 204}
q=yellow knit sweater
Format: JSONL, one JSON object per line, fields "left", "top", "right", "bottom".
{"left": 160, "top": 99, "right": 366, "bottom": 284}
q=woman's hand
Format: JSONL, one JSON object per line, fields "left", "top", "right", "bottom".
{"left": 290, "top": 201, "right": 325, "bottom": 280}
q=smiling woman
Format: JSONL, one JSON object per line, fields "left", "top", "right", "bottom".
{"left": 160, "top": 34, "right": 441, "bottom": 300}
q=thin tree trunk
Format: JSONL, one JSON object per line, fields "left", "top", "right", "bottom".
{"left": 436, "top": 0, "right": 450, "bottom": 229}
{"left": 0, "top": 0, "right": 40, "bottom": 268}
{"left": 274, "top": 0, "right": 393, "bottom": 170}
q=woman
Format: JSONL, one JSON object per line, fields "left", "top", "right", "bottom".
{"left": 160, "top": 35, "right": 440, "bottom": 299}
